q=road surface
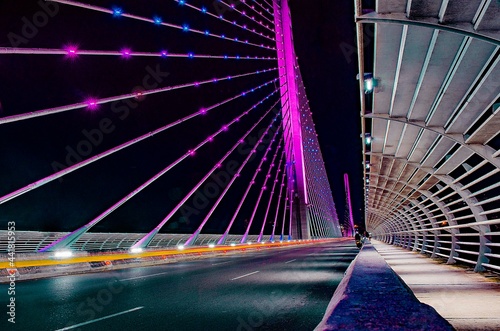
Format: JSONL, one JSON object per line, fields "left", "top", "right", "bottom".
{"left": 2, "top": 239, "right": 358, "bottom": 330}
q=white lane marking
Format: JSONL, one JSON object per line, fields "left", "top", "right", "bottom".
{"left": 284, "top": 259, "right": 296, "bottom": 264}
{"left": 230, "top": 271, "right": 260, "bottom": 281}
{"left": 55, "top": 306, "right": 144, "bottom": 330}
{"left": 121, "top": 271, "right": 170, "bottom": 281}
{"left": 212, "top": 261, "right": 231, "bottom": 266}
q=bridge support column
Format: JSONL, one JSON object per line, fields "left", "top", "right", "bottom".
{"left": 274, "top": 0, "right": 310, "bottom": 240}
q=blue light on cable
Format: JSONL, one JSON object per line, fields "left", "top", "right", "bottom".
{"left": 112, "top": 7, "right": 123, "bottom": 17}
{"left": 153, "top": 16, "right": 162, "bottom": 25}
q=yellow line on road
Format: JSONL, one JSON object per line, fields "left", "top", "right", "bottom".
{"left": 2, "top": 239, "right": 337, "bottom": 269}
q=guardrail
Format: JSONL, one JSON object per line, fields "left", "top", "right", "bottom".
{"left": 0, "top": 231, "right": 262, "bottom": 253}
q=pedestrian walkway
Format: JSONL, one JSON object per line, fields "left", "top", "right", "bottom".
{"left": 372, "top": 240, "right": 500, "bottom": 331}
{"left": 316, "top": 243, "right": 453, "bottom": 330}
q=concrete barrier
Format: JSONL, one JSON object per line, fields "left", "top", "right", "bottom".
{"left": 315, "top": 243, "right": 455, "bottom": 330}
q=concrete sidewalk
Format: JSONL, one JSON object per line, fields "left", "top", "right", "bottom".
{"left": 372, "top": 240, "right": 500, "bottom": 331}
{"left": 316, "top": 244, "right": 453, "bottom": 330}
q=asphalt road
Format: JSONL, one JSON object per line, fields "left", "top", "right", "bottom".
{"left": 1, "top": 239, "right": 358, "bottom": 331}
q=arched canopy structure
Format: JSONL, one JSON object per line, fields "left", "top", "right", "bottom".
{"left": 356, "top": 0, "right": 500, "bottom": 272}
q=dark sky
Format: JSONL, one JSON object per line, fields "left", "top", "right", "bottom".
{"left": 0, "top": 0, "right": 364, "bottom": 235}
{"left": 289, "top": 0, "right": 365, "bottom": 229}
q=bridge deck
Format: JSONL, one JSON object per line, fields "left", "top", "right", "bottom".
{"left": 373, "top": 241, "right": 500, "bottom": 331}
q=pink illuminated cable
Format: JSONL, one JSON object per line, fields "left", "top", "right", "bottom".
{"left": 254, "top": 0, "right": 273, "bottom": 14}
{"left": 256, "top": 149, "right": 284, "bottom": 242}
{"left": 217, "top": 120, "right": 283, "bottom": 245}
{"left": 0, "top": 47, "right": 276, "bottom": 60}
{"left": 269, "top": 162, "right": 286, "bottom": 241}
{"left": 344, "top": 173, "right": 355, "bottom": 236}
{"left": 227, "top": 0, "right": 275, "bottom": 27}
{"left": 280, "top": 188, "right": 289, "bottom": 240}
{"left": 217, "top": 0, "right": 275, "bottom": 32}
{"left": 173, "top": 0, "right": 275, "bottom": 41}
{"left": 47, "top": 0, "right": 275, "bottom": 50}
{"left": 0, "top": 67, "right": 276, "bottom": 125}
{"left": 250, "top": 0, "right": 273, "bottom": 18}
{"left": 0, "top": 80, "right": 279, "bottom": 205}
{"left": 131, "top": 102, "right": 282, "bottom": 249}
{"left": 38, "top": 89, "right": 280, "bottom": 252}
{"left": 184, "top": 107, "right": 281, "bottom": 246}
{"left": 241, "top": 136, "right": 284, "bottom": 243}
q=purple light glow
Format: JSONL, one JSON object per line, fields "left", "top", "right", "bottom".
{"left": 121, "top": 48, "right": 132, "bottom": 58}
{"left": 85, "top": 98, "right": 99, "bottom": 111}
{"left": 64, "top": 45, "right": 78, "bottom": 58}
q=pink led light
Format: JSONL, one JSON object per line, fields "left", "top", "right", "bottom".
{"left": 188, "top": 150, "right": 195, "bottom": 156}
{"left": 85, "top": 98, "right": 99, "bottom": 111}
{"left": 64, "top": 45, "right": 78, "bottom": 58}
{"left": 121, "top": 48, "right": 132, "bottom": 58}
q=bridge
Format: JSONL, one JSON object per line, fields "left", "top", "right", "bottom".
{"left": 1, "top": 0, "right": 499, "bottom": 330}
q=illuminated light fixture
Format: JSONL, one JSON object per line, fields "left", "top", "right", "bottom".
{"left": 130, "top": 247, "right": 143, "bottom": 254}
{"left": 112, "top": 7, "right": 123, "bottom": 17}
{"left": 64, "top": 45, "right": 78, "bottom": 58}
{"left": 201, "top": 7, "right": 207, "bottom": 13}
{"left": 153, "top": 16, "right": 162, "bottom": 25}
{"left": 208, "top": 244, "right": 215, "bottom": 248}
{"left": 247, "top": 241, "right": 252, "bottom": 245}
{"left": 177, "top": 244, "right": 185, "bottom": 250}
{"left": 85, "top": 98, "right": 99, "bottom": 111}
{"left": 182, "top": 24, "right": 189, "bottom": 32}
{"left": 365, "top": 133, "right": 372, "bottom": 145}
{"left": 356, "top": 73, "right": 377, "bottom": 94}
{"left": 230, "top": 243, "right": 236, "bottom": 247}
{"left": 54, "top": 250, "right": 73, "bottom": 259}
{"left": 120, "top": 48, "right": 132, "bottom": 58}
{"left": 160, "top": 50, "right": 168, "bottom": 57}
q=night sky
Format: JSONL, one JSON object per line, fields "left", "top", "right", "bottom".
{"left": 0, "top": 0, "right": 365, "bottom": 235}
